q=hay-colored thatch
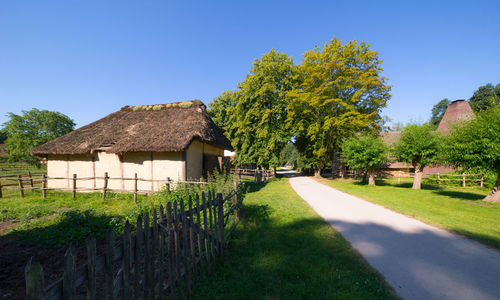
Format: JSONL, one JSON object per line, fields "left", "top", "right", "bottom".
{"left": 31, "top": 100, "right": 233, "bottom": 156}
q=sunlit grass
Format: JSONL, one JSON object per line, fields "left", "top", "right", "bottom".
{"left": 192, "top": 178, "right": 397, "bottom": 299}
{"left": 316, "top": 177, "right": 500, "bottom": 249}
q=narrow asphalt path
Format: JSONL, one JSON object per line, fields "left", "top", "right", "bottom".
{"left": 282, "top": 170, "right": 500, "bottom": 300}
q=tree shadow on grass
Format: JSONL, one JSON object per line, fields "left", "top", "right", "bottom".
{"left": 432, "top": 190, "right": 486, "bottom": 201}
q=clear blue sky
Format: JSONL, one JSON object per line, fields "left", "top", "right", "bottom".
{"left": 1, "top": 0, "right": 499, "bottom": 128}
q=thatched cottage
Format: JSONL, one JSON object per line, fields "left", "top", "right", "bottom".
{"left": 31, "top": 100, "right": 233, "bottom": 191}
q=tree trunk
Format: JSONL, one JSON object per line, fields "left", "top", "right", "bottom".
{"left": 362, "top": 172, "right": 368, "bottom": 183}
{"left": 314, "top": 168, "right": 321, "bottom": 177}
{"left": 412, "top": 166, "right": 423, "bottom": 189}
{"left": 368, "top": 170, "right": 376, "bottom": 186}
{"left": 331, "top": 152, "right": 341, "bottom": 178}
{"left": 484, "top": 172, "right": 500, "bottom": 203}
{"left": 339, "top": 163, "right": 345, "bottom": 179}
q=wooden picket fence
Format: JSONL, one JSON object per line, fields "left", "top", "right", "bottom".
{"left": 425, "top": 173, "right": 484, "bottom": 188}
{"left": 231, "top": 168, "right": 274, "bottom": 182}
{"left": 0, "top": 172, "right": 207, "bottom": 201}
{"left": 25, "top": 188, "right": 240, "bottom": 299}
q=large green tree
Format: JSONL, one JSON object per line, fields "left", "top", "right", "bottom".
{"left": 430, "top": 98, "right": 450, "bottom": 127}
{"left": 3, "top": 108, "right": 75, "bottom": 166}
{"left": 208, "top": 90, "right": 235, "bottom": 135}
{"left": 469, "top": 83, "right": 500, "bottom": 112}
{"left": 216, "top": 49, "right": 297, "bottom": 169}
{"left": 341, "top": 134, "right": 388, "bottom": 186}
{"left": 287, "top": 38, "right": 391, "bottom": 176}
{"left": 392, "top": 124, "right": 440, "bottom": 189}
{"left": 441, "top": 108, "right": 500, "bottom": 202}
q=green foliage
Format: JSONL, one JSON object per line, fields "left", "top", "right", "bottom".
{"left": 2, "top": 108, "right": 75, "bottom": 166}
{"left": 392, "top": 123, "right": 440, "bottom": 168}
{"left": 287, "top": 38, "right": 391, "bottom": 172}
{"left": 216, "top": 50, "right": 297, "bottom": 168}
{"left": 430, "top": 98, "right": 450, "bottom": 127}
{"left": 0, "top": 129, "right": 7, "bottom": 144}
{"left": 279, "top": 143, "right": 300, "bottom": 167}
{"left": 208, "top": 90, "right": 235, "bottom": 134}
{"left": 341, "top": 135, "right": 388, "bottom": 173}
{"left": 441, "top": 108, "right": 500, "bottom": 173}
{"left": 469, "top": 83, "right": 500, "bottom": 112}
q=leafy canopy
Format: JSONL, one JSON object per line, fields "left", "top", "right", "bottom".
{"left": 469, "top": 83, "right": 500, "bottom": 112}
{"left": 286, "top": 38, "right": 391, "bottom": 170}
{"left": 430, "top": 98, "right": 450, "bottom": 127}
{"left": 213, "top": 49, "right": 296, "bottom": 168}
{"left": 3, "top": 108, "right": 75, "bottom": 165}
{"left": 392, "top": 123, "right": 440, "bottom": 168}
{"left": 341, "top": 134, "right": 388, "bottom": 172}
{"left": 441, "top": 108, "right": 500, "bottom": 173}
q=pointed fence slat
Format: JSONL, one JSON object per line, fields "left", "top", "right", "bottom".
{"left": 105, "top": 228, "right": 114, "bottom": 300}
{"left": 25, "top": 257, "right": 46, "bottom": 300}
{"left": 133, "top": 216, "right": 142, "bottom": 300}
{"left": 63, "top": 247, "right": 76, "bottom": 300}
{"left": 173, "top": 201, "right": 183, "bottom": 299}
{"left": 86, "top": 235, "right": 97, "bottom": 300}
{"left": 195, "top": 194, "right": 204, "bottom": 280}
{"left": 143, "top": 212, "right": 152, "bottom": 300}
{"left": 122, "top": 221, "right": 131, "bottom": 300}
{"left": 202, "top": 193, "right": 211, "bottom": 270}
{"left": 180, "top": 199, "right": 192, "bottom": 295}
{"left": 188, "top": 196, "right": 198, "bottom": 287}
{"left": 166, "top": 202, "right": 177, "bottom": 300}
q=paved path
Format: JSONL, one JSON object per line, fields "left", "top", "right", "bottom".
{"left": 284, "top": 171, "right": 500, "bottom": 300}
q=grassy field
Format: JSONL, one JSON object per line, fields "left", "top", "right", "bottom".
{"left": 192, "top": 178, "right": 397, "bottom": 299}
{"left": 317, "top": 177, "right": 500, "bottom": 249}
{"left": 0, "top": 161, "right": 46, "bottom": 176}
{"left": 0, "top": 189, "right": 161, "bottom": 247}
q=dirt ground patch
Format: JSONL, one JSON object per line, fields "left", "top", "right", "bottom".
{"left": 0, "top": 236, "right": 107, "bottom": 299}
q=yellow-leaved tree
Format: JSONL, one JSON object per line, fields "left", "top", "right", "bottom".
{"left": 287, "top": 38, "right": 391, "bottom": 176}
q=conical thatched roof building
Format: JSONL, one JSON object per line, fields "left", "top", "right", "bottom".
{"left": 32, "top": 100, "right": 233, "bottom": 191}
{"left": 437, "top": 99, "right": 474, "bottom": 134}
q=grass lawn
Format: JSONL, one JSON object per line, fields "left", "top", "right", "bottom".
{"left": 192, "top": 178, "right": 397, "bottom": 299}
{"left": 316, "top": 177, "right": 500, "bottom": 249}
{"left": 0, "top": 189, "right": 160, "bottom": 247}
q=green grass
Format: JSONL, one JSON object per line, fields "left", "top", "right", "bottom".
{"left": 192, "top": 178, "right": 397, "bottom": 300}
{"left": 317, "top": 177, "right": 500, "bottom": 249}
{"left": 0, "top": 189, "right": 166, "bottom": 247}
{"left": 0, "top": 161, "right": 46, "bottom": 176}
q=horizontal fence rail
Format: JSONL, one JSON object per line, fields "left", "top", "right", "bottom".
{"left": 230, "top": 168, "right": 275, "bottom": 182}
{"left": 24, "top": 187, "right": 241, "bottom": 300}
{"left": 0, "top": 172, "right": 209, "bottom": 200}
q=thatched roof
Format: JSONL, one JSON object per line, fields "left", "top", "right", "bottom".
{"left": 31, "top": 100, "right": 233, "bottom": 156}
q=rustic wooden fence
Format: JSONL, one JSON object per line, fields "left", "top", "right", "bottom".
{"left": 231, "top": 168, "right": 274, "bottom": 182}
{"left": 25, "top": 188, "right": 240, "bottom": 299}
{"left": 424, "top": 173, "right": 484, "bottom": 188}
{"left": 0, "top": 172, "right": 206, "bottom": 201}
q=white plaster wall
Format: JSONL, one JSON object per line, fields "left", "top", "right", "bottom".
{"left": 186, "top": 140, "right": 203, "bottom": 181}
{"left": 152, "top": 152, "right": 183, "bottom": 191}
{"left": 95, "top": 151, "right": 122, "bottom": 190}
{"left": 47, "top": 154, "right": 69, "bottom": 189}
{"left": 67, "top": 155, "right": 94, "bottom": 189}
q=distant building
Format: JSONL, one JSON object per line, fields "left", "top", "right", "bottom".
{"left": 31, "top": 100, "right": 233, "bottom": 191}
{"left": 381, "top": 99, "right": 474, "bottom": 176}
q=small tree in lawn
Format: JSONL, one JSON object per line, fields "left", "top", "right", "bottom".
{"left": 341, "top": 134, "right": 388, "bottom": 186}
{"left": 441, "top": 108, "right": 500, "bottom": 202}
{"left": 392, "top": 124, "right": 440, "bottom": 189}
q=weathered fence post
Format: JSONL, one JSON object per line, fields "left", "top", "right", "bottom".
{"left": 462, "top": 173, "right": 466, "bottom": 188}
{"left": 480, "top": 174, "right": 484, "bottom": 188}
{"left": 437, "top": 173, "right": 441, "bottom": 185}
{"left": 105, "top": 228, "right": 114, "bottom": 300}
{"left": 28, "top": 171, "right": 34, "bottom": 188}
{"left": 133, "top": 216, "right": 142, "bottom": 299}
{"left": 63, "top": 246, "right": 76, "bottom": 299}
{"left": 133, "top": 173, "right": 138, "bottom": 203}
{"left": 25, "top": 257, "right": 46, "bottom": 300}
{"left": 18, "top": 175, "right": 24, "bottom": 198}
{"left": 0, "top": 180, "right": 3, "bottom": 198}
{"left": 102, "top": 172, "right": 108, "bottom": 200}
{"left": 72, "top": 174, "right": 77, "bottom": 199}
{"left": 122, "top": 221, "right": 131, "bottom": 300}
{"left": 41, "top": 174, "right": 46, "bottom": 199}
{"left": 86, "top": 235, "right": 97, "bottom": 300}
{"left": 217, "top": 193, "right": 224, "bottom": 258}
